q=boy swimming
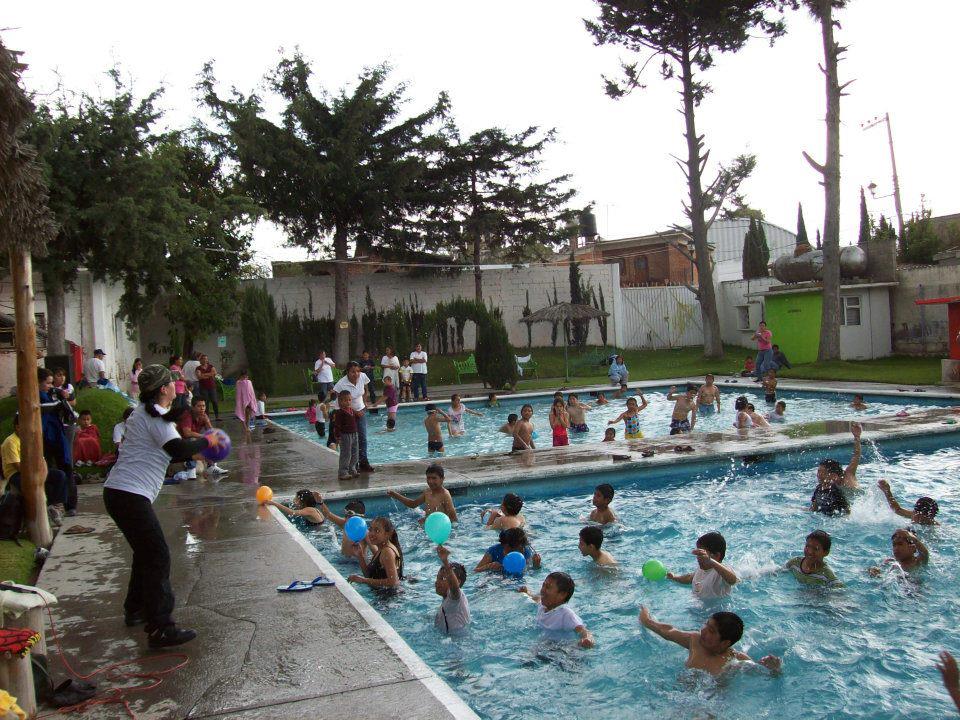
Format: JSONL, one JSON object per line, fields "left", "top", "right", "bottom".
{"left": 512, "top": 404, "right": 536, "bottom": 450}
{"left": 589, "top": 483, "right": 617, "bottom": 524}
{"left": 762, "top": 369, "right": 778, "bottom": 404}
{"left": 808, "top": 459, "right": 851, "bottom": 515}
{"left": 608, "top": 394, "right": 648, "bottom": 439}
{"left": 695, "top": 374, "right": 721, "bottom": 415}
{"left": 519, "top": 572, "right": 594, "bottom": 648}
{"left": 639, "top": 606, "right": 781, "bottom": 675}
{"left": 850, "top": 394, "right": 868, "bottom": 410}
{"left": 483, "top": 492, "right": 525, "bottom": 529}
{"left": 767, "top": 400, "right": 787, "bottom": 423}
{"left": 567, "top": 393, "right": 591, "bottom": 433}
{"left": 868, "top": 528, "right": 929, "bottom": 576}
{"left": 386, "top": 463, "right": 458, "bottom": 522}
{"left": 499, "top": 413, "right": 519, "bottom": 436}
{"left": 816, "top": 423, "right": 862, "bottom": 490}
{"left": 667, "top": 384, "right": 698, "bottom": 434}
{"left": 578, "top": 526, "right": 616, "bottom": 566}
{"left": 602, "top": 427, "right": 616, "bottom": 442}
{"left": 667, "top": 531, "right": 738, "bottom": 599}
{"left": 435, "top": 545, "right": 470, "bottom": 633}
{"left": 782, "top": 530, "right": 840, "bottom": 586}
{"left": 424, "top": 404, "right": 452, "bottom": 456}
{"left": 475, "top": 527, "right": 541, "bottom": 572}
{"left": 315, "top": 496, "right": 367, "bottom": 558}
{"left": 877, "top": 479, "right": 940, "bottom": 525}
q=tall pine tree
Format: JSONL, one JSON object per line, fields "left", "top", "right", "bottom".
{"left": 796, "top": 202, "right": 810, "bottom": 251}
{"left": 857, "top": 187, "right": 871, "bottom": 246}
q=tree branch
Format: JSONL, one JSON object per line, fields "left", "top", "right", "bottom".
{"left": 802, "top": 150, "right": 826, "bottom": 176}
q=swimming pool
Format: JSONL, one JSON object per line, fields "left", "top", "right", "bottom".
{"left": 287, "top": 433, "right": 960, "bottom": 720}
{"left": 271, "top": 386, "right": 951, "bottom": 465}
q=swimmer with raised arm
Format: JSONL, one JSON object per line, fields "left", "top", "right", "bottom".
{"left": 877, "top": 479, "right": 940, "bottom": 525}
{"left": 386, "top": 463, "right": 458, "bottom": 522}
{"left": 868, "top": 527, "right": 929, "bottom": 576}
{"left": 608, "top": 394, "right": 648, "bottom": 439}
{"left": 667, "top": 384, "right": 698, "bottom": 434}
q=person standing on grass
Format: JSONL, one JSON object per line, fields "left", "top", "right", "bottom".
{"left": 333, "top": 361, "right": 376, "bottom": 473}
{"left": 314, "top": 350, "right": 336, "bottom": 400}
{"left": 359, "top": 350, "right": 378, "bottom": 404}
{"left": 194, "top": 354, "right": 220, "bottom": 421}
{"left": 410, "top": 343, "right": 429, "bottom": 401}
{"left": 752, "top": 321, "right": 773, "bottom": 381}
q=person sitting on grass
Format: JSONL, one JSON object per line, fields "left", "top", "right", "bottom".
{"left": 348, "top": 516, "right": 404, "bottom": 589}
{"left": 519, "top": 572, "right": 594, "bottom": 648}
{"left": 483, "top": 492, "right": 525, "bottom": 530}
{"left": 877, "top": 479, "right": 939, "bottom": 525}
{"left": 435, "top": 545, "right": 470, "bottom": 633}
{"left": 2, "top": 413, "right": 69, "bottom": 525}
{"left": 578, "top": 526, "right": 616, "bottom": 566}
{"left": 387, "top": 463, "right": 458, "bottom": 522}
{"left": 268, "top": 489, "right": 325, "bottom": 525}
{"left": 72, "top": 409, "right": 102, "bottom": 466}
{"left": 868, "top": 528, "right": 929, "bottom": 577}
{"left": 782, "top": 530, "right": 841, "bottom": 587}
{"left": 475, "top": 527, "right": 541, "bottom": 573}
{"left": 740, "top": 355, "right": 755, "bottom": 378}
{"left": 608, "top": 354, "right": 629, "bottom": 387}
{"left": 589, "top": 483, "right": 617, "bottom": 524}
{"left": 667, "top": 531, "right": 738, "bottom": 599}
{"left": 639, "top": 606, "right": 781, "bottom": 675}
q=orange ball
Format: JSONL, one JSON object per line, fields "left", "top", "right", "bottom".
{"left": 256, "top": 485, "right": 273, "bottom": 504}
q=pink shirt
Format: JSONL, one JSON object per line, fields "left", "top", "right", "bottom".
{"left": 170, "top": 364, "right": 186, "bottom": 395}
{"left": 756, "top": 329, "right": 772, "bottom": 351}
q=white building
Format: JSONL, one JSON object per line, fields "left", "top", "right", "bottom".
{"left": 707, "top": 218, "right": 798, "bottom": 283}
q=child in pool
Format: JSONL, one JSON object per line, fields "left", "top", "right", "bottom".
{"left": 399, "top": 359, "right": 413, "bottom": 403}
{"left": 602, "top": 427, "right": 616, "bottom": 442}
{"left": 476, "top": 527, "right": 541, "bottom": 572}
{"left": 808, "top": 460, "right": 851, "bottom": 516}
{"left": 567, "top": 393, "right": 591, "bottom": 433}
{"left": 382, "top": 376, "right": 399, "bottom": 432}
{"left": 305, "top": 398, "right": 326, "bottom": 438}
{"left": 608, "top": 394, "right": 648, "bottom": 439}
{"left": 877, "top": 479, "right": 940, "bottom": 525}
{"left": 483, "top": 492, "right": 525, "bottom": 529}
{"left": 348, "top": 516, "right": 404, "bottom": 589}
{"left": 499, "top": 413, "right": 519, "bottom": 435}
{"left": 549, "top": 397, "right": 570, "bottom": 447}
{"left": 316, "top": 497, "right": 368, "bottom": 558}
{"left": 386, "top": 463, "right": 458, "bottom": 522}
{"left": 667, "top": 384, "right": 698, "bottom": 434}
{"left": 667, "top": 531, "right": 738, "bottom": 599}
{"left": 513, "top": 404, "right": 535, "bottom": 450}
{"left": 487, "top": 393, "right": 500, "bottom": 408}
{"left": 782, "top": 530, "right": 840, "bottom": 586}
{"left": 639, "top": 606, "right": 781, "bottom": 675}
{"left": 424, "top": 404, "right": 452, "bottom": 456}
{"left": 868, "top": 528, "right": 929, "bottom": 576}
{"left": 595, "top": 392, "right": 609, "bottom": 406}
{"left": 762, "top": 369, "right": 778, "bottom": 404}
{"left": 268, "top": 489, "right": 325, "bottom": 525}
{"left": 766, "top": 400, "right": 787, "bottom": 423}
{"left": 579, "top": 526, "right": 616, "bottom": 566}
{"left": 850, "top": 393, "right": 868, "bottom": 410}
{"left": 746, "top": 403, "right": 769, "bottom": 427}
{"left": 448, "top": 393, "right": 482, "bottom": 436}
{"left": 589, "top": 483, "right": 617, "bottom": 524}
{"left": 519, "top": 572, "right": 594, "bottom": 648}
{"left": 733, "top": 396, "right": 753, "bottom": 430}
{"left": 695, "top": 374, "right": 721, "bottom": 415}
{"left": 435, "top": 545, "right": 470, "bottom": 633}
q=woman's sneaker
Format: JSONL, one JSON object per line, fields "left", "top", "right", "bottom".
{"left": 147, "top": 624, "right": 197, "bottom": 648}
{"left": 206, "top": 464, "right": 228, "bottom": 476}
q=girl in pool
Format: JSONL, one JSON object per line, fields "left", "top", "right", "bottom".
{"left": 348, "top": 516, "right": 404, "bottom": 589}
{"left": 550, "top": 397, "right": 570, "bottom": 446}
{"left": 268, "top": 489, "right": 325, "bottom": 525}
{"left": 733, "top": 396, "right": 753, "bottom": 429}
{"left": 608, "top": 395, "right": 648, "bottom": 439}
{"left": 868, "top": 528, "right": 929, "bottom": 577}
{"left": 448, "top": 394, "right": 483, "bottom": 436}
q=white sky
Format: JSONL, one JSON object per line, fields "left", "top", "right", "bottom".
{"left": 6, "top": 1, "right": 958, "bottom": 268}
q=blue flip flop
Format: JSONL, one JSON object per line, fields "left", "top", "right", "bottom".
{"left": 277, "top": 580, "right": 313, "bottom": 593}
{"left": 310, "top": 576, "right": 335, "bottom": 587}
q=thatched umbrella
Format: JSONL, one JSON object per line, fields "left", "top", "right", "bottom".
{"left": 520, "top": 302, "right": 610, "bottom": 381}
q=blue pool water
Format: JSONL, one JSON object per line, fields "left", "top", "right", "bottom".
{"left": 287, "top": 433, "right": 960, "bottom": 719}
{"left": 271, "top": 386, "right": 950, "bottom": 465}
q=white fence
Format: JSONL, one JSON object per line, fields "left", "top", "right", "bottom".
{"left": 620, "top": 286, "right": 704, "bottom": 349}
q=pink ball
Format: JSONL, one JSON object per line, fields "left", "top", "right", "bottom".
{"left": 201, "top": 428, "right": 231, "bottom": 462}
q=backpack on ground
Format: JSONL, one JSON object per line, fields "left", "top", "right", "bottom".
{"left": 0, "top": 489, "right": 25, "bottom": 544}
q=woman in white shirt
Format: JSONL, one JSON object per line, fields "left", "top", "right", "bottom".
{"left": 409, "top": 343, "right": 429, "bottom": 401}
{"left": 380, "top": 346, "right": 400, "bottom": 388}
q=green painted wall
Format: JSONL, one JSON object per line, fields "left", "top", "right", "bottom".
{"left": 764, "top": 292, "right": 822, "bottom": 364}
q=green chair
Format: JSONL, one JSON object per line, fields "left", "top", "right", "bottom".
{"left": 453, "top": 353, "right": 479, "bottom": 384}
{"left": 515, "top": 355, "right": 539, "bottom": 379}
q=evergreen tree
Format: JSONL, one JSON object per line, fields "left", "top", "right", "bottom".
{"left": 857, "top": 187, "right": 871, "bottom": 246}
{"left": 796, "top": 202, "right": 809, "bottom": 249}
{"left": 742, "top": 217, "right": 770, "bottom": 280}
{"left": 240, "top": 284, "right": 279, "bottom": 394}
{"left": 816, "top": 229, "right": 822, "bottom": 249}
{"left": 756, "top": 217, "right": 770, "bottom": 273}
{"left": 586, "top": 0, "right": 785, "bottom": 359}
{"left": 872, "top": 215, "right": 897, "bottom": 243}
{"left": 899, "top": 209, "right": 941, "bottom": 264}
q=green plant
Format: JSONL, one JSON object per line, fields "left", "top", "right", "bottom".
{"left": 240, "top": 284, "right": 279, "bottom": 393}
{"left": 475, "top": 306, "right": 519, "bottom": 389}
{"left": 899, "top": 209, "right": 941, "bottom": 264}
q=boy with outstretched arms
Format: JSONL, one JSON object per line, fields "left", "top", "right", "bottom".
{"left": 387, "top": 463, "right": 457, "bottom": 521}
{"left": 667, "top": 531, "right": 738, "bottom": 599}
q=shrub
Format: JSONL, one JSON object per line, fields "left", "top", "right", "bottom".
{"left": 475, "top": 308, "right": 518, "bottom": 389}
{"left": 240, "top": 284, "right": 279, "bottom": 394}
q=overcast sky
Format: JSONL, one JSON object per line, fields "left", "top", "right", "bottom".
{"left": 7, "top": 1, "right": 958, "bottom": 268}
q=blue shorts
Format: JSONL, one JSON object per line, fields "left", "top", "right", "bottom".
{"left": 698, "top": 404, "right": 716, "bottom": 415}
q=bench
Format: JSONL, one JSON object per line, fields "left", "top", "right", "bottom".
{"left": 453, "top": 354, "right": 479, "bottom": 384}
{"left": 515, "top": 354, "right": 539, "bottom": 379}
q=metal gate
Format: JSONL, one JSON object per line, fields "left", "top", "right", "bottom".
{"left": 620, "top": 286, "right": 704, "bottom": 349}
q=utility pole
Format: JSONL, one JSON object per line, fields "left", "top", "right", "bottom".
{"left": 861, "top": 112, "right": 905, "bottom": 239}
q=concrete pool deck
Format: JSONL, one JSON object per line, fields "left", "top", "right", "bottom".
{"left": 30, "top": 378, "right": 960, "bottom": 719}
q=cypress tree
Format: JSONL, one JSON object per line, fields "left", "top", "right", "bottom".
{"left": 240, "top": 285, "right": 279, "bottom": 394}
{"left": 756, "top": 218, "right": 770, "bottom": 275}
{"left": 796, "top": 202, "right": 809, "bottom": 249}
{"left": 858, "top": 187, "right": 871, "bottom": 246}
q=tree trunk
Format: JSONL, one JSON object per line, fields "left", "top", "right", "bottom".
{"left": 41, "top": 269, "right": 66, "bottom": 356}
{"left": 11, "top": 249, "right": 53, "bottom": 548}
{"left": 333, "top": 226, "right": 350, "bottom": 363}
{"left": 680, "top": 50, "right": 723, "bottom": 359}
{"left": 817, "top": 0, "right": 842, "bottom": 361}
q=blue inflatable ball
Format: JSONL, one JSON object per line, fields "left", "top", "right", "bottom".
{"left": 502, "top": 551, "right": 526, "bottom": 576}
{"left": 344, "top": 515, "right": 368, "bottom": 543}
{"left": 531, "top": 431, "right": 539, "bottom": 440}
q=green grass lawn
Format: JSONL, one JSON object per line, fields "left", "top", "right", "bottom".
{"left": 0, "top": 538, "right": 37, "bottom": 584}
{"left": 0, "top": 388, "right": 132, "bottom": 449}
{"left": 778, "top": 356, "right": 941, "bottom": 386}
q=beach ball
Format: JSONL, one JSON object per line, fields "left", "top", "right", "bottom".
{"left": 255, "top": 485, "right": 273, "bottom": 504}
{"left": 424, "top": 512, "right": 452, "bottom": 545}
{"left": 201, "top": 428, "right": 231, "bottom": 462}
{"left": 502, "top": 551, "right": 526, "bottom": 576}
{"left": 345, "top": 515, "right": 368, "bottom": 543}
{"left": 642, "top": 559, "right": 667, "bottom": 581}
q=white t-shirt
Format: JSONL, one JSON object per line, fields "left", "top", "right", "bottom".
{"left": 315, "top": 357, "right": 335, "bottom": 383}
{"left": 410, "top": 350, "right": 428, "bottom": 374}
{"left": 112, "top": 421, "right": 126, "bottom": 446}
{"left": 692, "top": 567, "right": 733, "bottom": 599}
{"left": 83, "top": 357, "right": 106, "bottom": 383}
{"left": 103, "top": 404, "right": 181, "bottom": 502}
{"left": 183, "top": 360, "right": 201, "bottom": 384}
{"left": 434, "top": 591, "right": 470, "bottom": 633}
{"left": 380, "top": 355, "right": 400, "bottom": 385}
{"left": 536, "top": 603, "right": 583, "bottom": 631}
{"left": 333, "top": 374, "right": 370, "bottom": 412}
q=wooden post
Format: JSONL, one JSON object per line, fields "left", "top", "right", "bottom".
{"left": 9, "top": 247, "right": 52, "bottom": 547}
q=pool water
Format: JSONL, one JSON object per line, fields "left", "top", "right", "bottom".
{"left": 288, "top": 434, "right": 960, "bottom": 720}
{"left": 271, "top": 387, "right": 949, "bottom": 465}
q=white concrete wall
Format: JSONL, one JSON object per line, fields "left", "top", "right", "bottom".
{"left": 839, "top": 286, "right": 892, "bottom": 360}
{"left": 620, "top": 286, "right": 704, "bottom": 349}
{"left": 892, "top": 264, "right": 960, "bottom": 355}
{"left": 718, "top": 277, "right": 777, "bottom": 347}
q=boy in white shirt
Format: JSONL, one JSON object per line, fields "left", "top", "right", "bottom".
{"left": 435, "top": 545, "right": 470, "bottom": 633}
{"left": 667, "top": 531, "right": 738, "bottom": 599}
{"left": 519, "top": 571, "right": 594, "bottom": 648}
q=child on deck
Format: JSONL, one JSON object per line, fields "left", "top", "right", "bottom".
{"left": 382, "top": 376, "right": 399, "bottom": 432}
{"left": 483, "top": 492, "right": 525, "bottom": 529}
{"left": 519, "top": 572, "right": 594, "bottom": 648}
{"left": 549, "top": 397, "right": 570, "bottom": 447}
{"left": 73, "top": 409, "right": 102, "bottom": 465}
{"left": 325, "top": 391, "right": 339, "bottom": 450}
{"left": 306, "top": 398, "right": 326, "bottom": 438}
{"left": 234, "top": 369, "right": 259, "bottom": 440}
{"left": 741, "top": 356, "right": 756, "bottom": 377}
{"left": 667, "top": 384, "right": 698, "bottom": 434}
{"left": 782, "top": 530, "right": 840, "bottom": 587}
{"left": 435, "top": 545, "right": 470, "bottom": 633}
{"left": 334, "top": 390, "right": 359, "bottom": 480}
{"left": 602, "top": 428, "right": 616, "bottom": 442}
{"left": 256, "top": 392, "right": 268, "bottom": 426}
{"left": 579, "top": 526, "right": 616, "bottom": 566}
{"left": 877, "top": 479, "right": 940, "bottom": 525}
{"left": 424, "top": 404, "right": 452, "bottom": 456}
{"left": 448, "top": 394, "right": 482, "bottom": 436}
{"left": 608, "top": 394, "right": 648, "bottom": 439}
{"left": 869, "top": 528, "right": 929, "bottom": 576}
{"left": 762, "top": 370, "right": 778, "bottom": 404}
{"left": 639, "top": 606, "right": 781, "bottom": 675}
{"left": 567, "top": 394, "right": 591, "bottom": 433}
{"left": 399, "top": 359, "right": 413, "bottom": 403}
{"left": 268, "top": 489, "right": 325, "bottom": 525}
{"left": 476, "top": 527, "right": 541, "bottom": 572}
{"left": 767, "top": 400, "right": 787, "bottom": 423}
{"left": 512, "top": 404, "right": 535, "bottom": 451}
{"left": 316, "top": 497, "right": 368, "bottom": 558}
{"left": 667, "top": 531, "right": 738, "bottom": 599}
{"left": 386, "top": 463, "right": 458, "bottom": 522}
{"left": 589, "top": 483, "right": 617, "bottom": 524}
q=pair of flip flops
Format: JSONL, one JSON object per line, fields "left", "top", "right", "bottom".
{"left": 673, "top": 445, "right": 695, "bottom": 453}
{"left": 276, "top": 576, "right": 335, "bottom": 592}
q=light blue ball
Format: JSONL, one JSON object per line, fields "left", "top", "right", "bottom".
{"left": 345, "top": 515, "right": 367, "bottom": 543}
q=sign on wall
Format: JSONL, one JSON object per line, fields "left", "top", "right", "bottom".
{"left": 217, "top": 335, "right": 227, "bottom": 348}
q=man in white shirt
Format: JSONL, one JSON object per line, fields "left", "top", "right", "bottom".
{"left": 314, "top": 350, "right": 336, "bottom": 399}
{"left": 409, "top": 343, "right": 429, "bottom": 401}
{"left": 83, "top": 349, "right": 108, "bottom": 386}
{"left": 332, "top": 361, "right": 375, "bottom": 472}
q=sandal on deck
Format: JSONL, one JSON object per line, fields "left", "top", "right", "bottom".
{"left": 277, "top": 580, "right": 313, "bottom": 593}
{"left": 310, "top": 576, "right": 335, "bottom": 587}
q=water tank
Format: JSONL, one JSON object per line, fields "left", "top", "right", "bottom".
{"left": 839, "top": 245, "right": 868, "bottom": 277}
{"left": 578, "top": 209, "right": 598, "bottom": 238}
{"left": 772, "top": 250, "right": 824, "bottom": 283}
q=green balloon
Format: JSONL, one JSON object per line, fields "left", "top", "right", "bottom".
{"left": 642, "top": 559, "right": 667, "bottom": 581}
{"left": 424, "top": 512, "right": 452, "bottom": 545}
